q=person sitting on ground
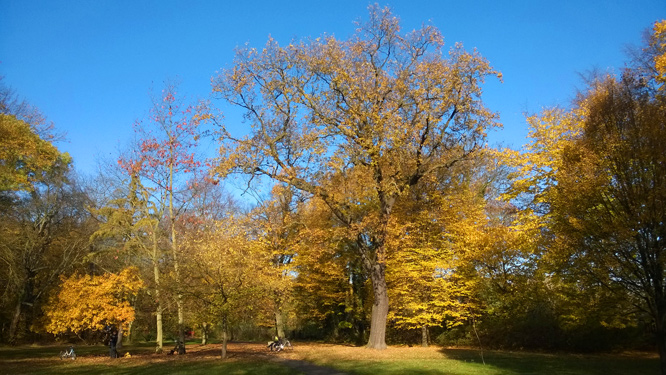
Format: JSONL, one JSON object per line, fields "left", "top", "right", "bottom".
{"left": 168, "top": 340, "right": 185, "bottom": 355}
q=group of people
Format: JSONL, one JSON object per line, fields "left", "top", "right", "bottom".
{"left": 102, "top": 326, "right": 291, "bottom": 357}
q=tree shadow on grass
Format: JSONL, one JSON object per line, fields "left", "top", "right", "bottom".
{"left": 440, "top": 347, "right": 659, "bottom": 375}
{"left": 2, "top": 360, "right": 300, "bottom": 375}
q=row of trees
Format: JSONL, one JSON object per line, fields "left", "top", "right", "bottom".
{"left": 1, "top": 4, "right": 664, "bottom": 372}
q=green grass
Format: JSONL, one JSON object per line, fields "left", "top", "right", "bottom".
{"left": 0, "top": 343, "right": 301, "bottom": 375}
{"left": 326, "top": 350, "right": 657, "bottom": 375}
{"left": 1, "top": 359, "right": 298, "bottom": 375}
{"left": 0, "top": 342, "right": 659, "bottom": 375}
{"left": 288, "top": 344, "right": 660, "bottom": 375}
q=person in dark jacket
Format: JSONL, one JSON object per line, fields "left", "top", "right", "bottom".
{"left": 104, "top": 325, "right": 119, "bottom": 358}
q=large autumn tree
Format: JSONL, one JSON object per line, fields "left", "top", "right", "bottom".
{"left": 212, "top": 5, "right": 500, "bottom": 348}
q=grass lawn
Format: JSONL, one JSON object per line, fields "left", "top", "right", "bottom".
{"left": 280, "top": 343, "right": 660, "bottom": 375}
{"left": 0, "top": 342, "right": 301, "bottom": 375}
{"left": 0, "top": 341, "right": 659, "bottom": 375}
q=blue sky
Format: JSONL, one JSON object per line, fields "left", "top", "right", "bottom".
{"left": 1, "top": 0, "right": 664, "bottom": 177}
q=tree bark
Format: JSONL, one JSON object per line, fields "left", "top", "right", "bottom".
{"left": 421, "top": 325, "right": 429, "bottom": 347}
{"left": 221, "top": 317, "right": 228, "bottom": 359}
{"left": 152, "top": 231, "right": 164, "bottom": 353}
{"left": 126, "top": 320, "right": 133, "bottom": 344}
{"left": 116, "top": 326, "right": 124, "bottom": 350}
{"left": 169, "top": 162, "right": 186, "bottom": 353}
{"left": 201, "top": 322, "right": 208, "bottom": 345}
{"left": 8, "top": 297, "right": 22, "bottom": 344}
{"left": 275, "top": 309, "right": 285, "bottom": 339}
{"left": 366, "top": 262, "right": 388, "bottom": 349}
{"left": 155, "top": 298, "right": 164, "bottom": 352}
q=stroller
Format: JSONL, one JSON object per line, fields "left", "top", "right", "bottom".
{"left": 267, "top": 337, "right": 292, "bottom": 352}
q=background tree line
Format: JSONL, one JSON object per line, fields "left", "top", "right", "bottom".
{"left": 0, "top": 5, "right": 664, "bottom": 371}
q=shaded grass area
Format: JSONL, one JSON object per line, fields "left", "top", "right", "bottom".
{"left": 0, "top": 342, "right": 301, "bottom": 375}
{"left": 1, "top": 359, "right": 297, "bottom": 375}
{"left": 282, "top": 344, "right": 660, "bottom": 375}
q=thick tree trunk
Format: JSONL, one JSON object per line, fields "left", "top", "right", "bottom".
{"left": 116, "top": 326, "right": 124, "bottom": 350}
{"left": 8, "top": 297, "right": 22, "bottom": 344}
{"left": 275, "top": 309, "right": 285, "bottom": 339}
{"left": 366, "top": 262, "right": 388, "bottom": 349}
{"left": 221, "top": 318, "right": 228, "bottom": 359}
{"left": 421, "top": 325, "right": 429, "bottom": 347}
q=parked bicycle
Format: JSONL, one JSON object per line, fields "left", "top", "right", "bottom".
{"left": 59, "top": 346, "right": 76, "bottom": 360}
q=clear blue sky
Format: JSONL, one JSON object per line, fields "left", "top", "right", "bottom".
{"left": 1, "top": 0, "right": 664, "bottom": 176}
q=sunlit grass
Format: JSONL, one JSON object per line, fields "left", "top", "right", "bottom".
{"left": 280, "top": 343, "right": 659, "bottom": 375}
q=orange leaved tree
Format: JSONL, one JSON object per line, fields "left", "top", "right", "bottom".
{"left": 43, "top": 267, "right": 143, "bottom": 339}
{"left": 212, "top": 5, "right": 499, "bottom": 349}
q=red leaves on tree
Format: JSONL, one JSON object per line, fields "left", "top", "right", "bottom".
{"left": 119, "top": 84, "right": 207, "bottom": 186}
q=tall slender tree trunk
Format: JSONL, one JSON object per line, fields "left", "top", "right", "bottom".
{"left": 152, "top": 231, "right": 164, "bottom": 353}
{"left": 169, "top": 162, "right": 186, "bottom": 353}
{"left": 201, "top": 322, "right": 208, "bottom": 345}
{"left": 126, "top": 321, "right": 133, "bottom": 344}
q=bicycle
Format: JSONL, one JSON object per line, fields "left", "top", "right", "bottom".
{"left": 59, "top": 346, "right": 76, "bottom": 360}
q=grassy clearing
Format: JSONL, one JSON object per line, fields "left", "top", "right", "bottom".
{"left": 0, "top": 342, "right": 300, "bottom": 375}
{"left": 0, "top": 342, "right": 659, "bottom": 375}
{"left": 280, "top": 343, "right": 660, "bottom": 375}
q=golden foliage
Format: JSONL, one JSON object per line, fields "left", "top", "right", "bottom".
{"left": 0, "top": 114, "right": 68, "bottom": 191}
{"left": 653, "top": 20, "right": 666, "bottom": 87}
{"left": 43, "top": 267, "right": 143, "bottom": 335}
